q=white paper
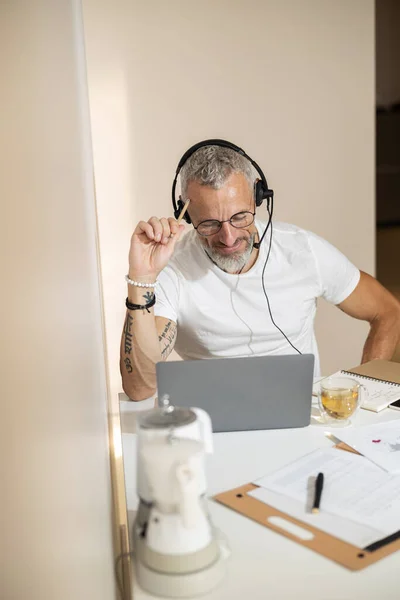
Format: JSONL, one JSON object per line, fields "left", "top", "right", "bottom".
{"left": 254, "top": 448, "right": 400, "bottom": 535}
{"left": 312, "top": 371, "right": 400, "bottom": 412}
{"left": 249, "top": 487, "right": 383, "bottom": 548}
{"left": 335, "top": 420, "right": 400, "bottom": 474}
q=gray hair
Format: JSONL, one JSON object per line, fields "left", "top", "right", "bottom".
{"left": 180, "top": 145, "right": 256, "bottom": 199}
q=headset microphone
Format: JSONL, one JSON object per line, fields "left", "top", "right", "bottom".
{"left": 253, "top": 212, "right": 271, "bottom": 250}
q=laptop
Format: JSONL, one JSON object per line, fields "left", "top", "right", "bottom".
{"left": 156, "top": 354, "right": 315, "bottom": 432}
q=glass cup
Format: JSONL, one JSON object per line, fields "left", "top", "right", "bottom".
{"left": 318, "top": 376, "right": 365, "bottom": 427}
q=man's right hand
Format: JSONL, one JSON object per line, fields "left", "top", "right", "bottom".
{"left": 128, "top": 216, "right": 185, "bottom": 280}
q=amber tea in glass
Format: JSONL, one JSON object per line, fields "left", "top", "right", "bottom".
{"left": 318, "top": 376, "right": 363, "bottom": 426}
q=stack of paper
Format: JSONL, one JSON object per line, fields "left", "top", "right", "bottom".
{"left": 334, "top": 420, "right": 400, "bottom": 474}
{"left": 251, "top": 447, "right": 400, "bottom": 547}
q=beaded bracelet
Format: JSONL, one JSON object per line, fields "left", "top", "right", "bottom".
{"left": 125, "top": 274, "right": 157, "bottom": 288}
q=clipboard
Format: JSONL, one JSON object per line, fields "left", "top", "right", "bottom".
{"left": 213, "top": 443, "right": 400, "bottom": 571}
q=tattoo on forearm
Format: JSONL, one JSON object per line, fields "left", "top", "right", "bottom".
{"left": 143, "top": 291, "right": 155, "bottom": 303}
{"left": 158, "top": 320, "right": 172, "bottom": 341}
{"left": 159, "top": 320, "right": 177, "bottom": 359}
{"left": 124, "top": 357, "right": 133, "bottom": 373}
{"left": 123, "top": 313, "right": 134, "bottom": 354}
{"left": 161, "top": 338, "right": 176, "bottom": 358}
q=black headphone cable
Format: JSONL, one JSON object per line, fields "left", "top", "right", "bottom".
{"left": 259, "top": 205, "right": 302, "bottom": 355}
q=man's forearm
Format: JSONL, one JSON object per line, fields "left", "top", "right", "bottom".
{"left": 120, "top": 285, "right": 178, "bottom": 400}
{"left": 121, "top": 215, "right": 183, "bottom": 399}
{"left": 120, "top": 286, "right": 161, "bottom": 401}
{"left": 361, "top": 311, "right": 400, "bottom": 363}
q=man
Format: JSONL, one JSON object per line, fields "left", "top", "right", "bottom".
{"left": 121, "top": 142, "right": 400, "bottom": 401}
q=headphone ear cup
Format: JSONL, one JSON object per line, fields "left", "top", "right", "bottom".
{"left": 175, "top": 197, "right": 192, "bottom": 224}
{"left": 254, "top": 180, "right": 274, "bottom": 210}
{"left": 254, "top": 180, "right": 265, "bottom": 207}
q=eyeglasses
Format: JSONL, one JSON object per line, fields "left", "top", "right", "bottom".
{"left": 193, "top": 210, "right": 255, "bottom": 236}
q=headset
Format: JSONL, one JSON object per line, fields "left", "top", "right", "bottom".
{"left": 171, "top": 138, "right": 301, "bottom": 354}
{"left": 172, "top": 139, "right": 274, "bottom": 247}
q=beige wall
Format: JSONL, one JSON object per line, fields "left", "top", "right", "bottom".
{"left": 83, "top": 0, "right": 374, "bottom": 396}
{"left": 0, "top": 1, "right": 116, "bottom": 598}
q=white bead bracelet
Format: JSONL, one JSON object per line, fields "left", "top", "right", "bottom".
{"left": 125, "top": 274, "right": 157, "bottom": 288}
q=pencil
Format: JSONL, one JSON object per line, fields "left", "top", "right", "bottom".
{"left": 311, "top": 472, "right": 324, "bottom": 513}
{"left": 169, "top": 200, "right": 190, "bottom": 239}
{"left": 176, "top": 199, "right": 190, "bottom": 224}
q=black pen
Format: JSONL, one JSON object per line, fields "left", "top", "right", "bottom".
{"left": 312, "top": 472, "right": 324, "bottom": 514}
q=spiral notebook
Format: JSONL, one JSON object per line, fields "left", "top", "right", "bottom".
{"left": 314, "top": 360, "right": 400, "bottom": 413}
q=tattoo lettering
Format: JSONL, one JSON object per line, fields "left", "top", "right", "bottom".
{"left": 124, "top": 357, "right": 133, "bottom": 373}
{"left": 123, "top": 313, "right": 134, "bottom": 354}
{"left": 159, "top": 321, "right": 177, "bottom": 359}
{"left": 158, "top": 320, "right": 172, "bottom": 342}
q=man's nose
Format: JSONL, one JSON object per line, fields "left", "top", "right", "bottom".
{"left": 218, "top": 221, "right": 238, "bottom": 246}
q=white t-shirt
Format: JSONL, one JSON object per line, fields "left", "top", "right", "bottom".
{"left": 154, "top": 220, "right": 360, "bottom": 376}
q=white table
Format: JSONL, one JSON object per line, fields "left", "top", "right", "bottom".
{"left": 121, "top": 402, "right": 400, "bottom": 599}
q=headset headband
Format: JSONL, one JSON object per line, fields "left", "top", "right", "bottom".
{"left": 172, "top": 139, "right": 273, "bottom": 222}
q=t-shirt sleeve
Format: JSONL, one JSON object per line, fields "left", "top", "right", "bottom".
{"left": 307, "top": 231, "right": 360, "bottom": 305}
{"left": 154, "top": 264, "right": 180, "bottom": 322}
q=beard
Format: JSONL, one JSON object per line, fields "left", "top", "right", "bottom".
{"left": 203, "top": 232, "right": 256, "bottom": 274}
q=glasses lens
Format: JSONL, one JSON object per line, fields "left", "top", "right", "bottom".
{"left": 197, "top": 220, "right": 221, "bottom": 236}
{"left": 230, "top": 212, "right": 254, "bottom": 228}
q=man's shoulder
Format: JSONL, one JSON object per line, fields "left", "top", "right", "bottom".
{"left": 269, "top": 222, "right": 350, "bottom": 265}
{"left": 266, "top": 220, "right": 313, "bottom": 251}
{"left": 272, "top": 220, "right": 308, "bottom": 236}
